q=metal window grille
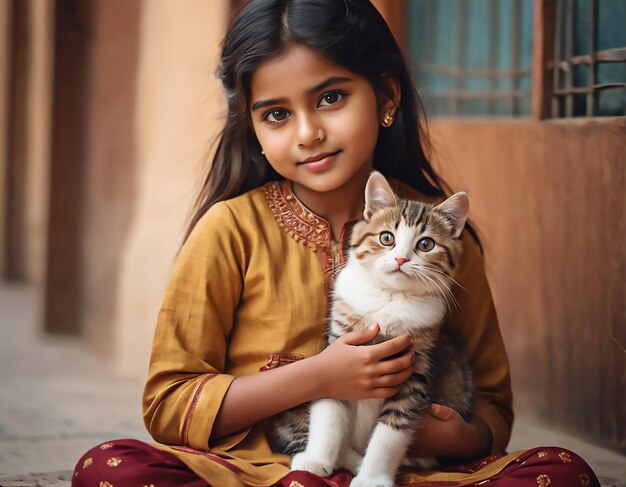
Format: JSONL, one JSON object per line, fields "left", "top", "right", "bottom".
{"left": 407, "top": 0, "right": 534, "bottom": 117}
{"left": 550, "top": 0, "right": 626, "bottom": 117}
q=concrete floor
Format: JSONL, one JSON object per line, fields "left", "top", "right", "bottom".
{"left": 0, "top": 282, "right": 624, "bottom": 486}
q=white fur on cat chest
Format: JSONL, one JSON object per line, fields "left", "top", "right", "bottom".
{"left": 334, "top": 261, "right": 446, "bottom": 335}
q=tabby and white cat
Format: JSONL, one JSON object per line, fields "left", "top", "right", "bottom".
{"left": 273, "top": 171, "right": 473, "bottom": 487}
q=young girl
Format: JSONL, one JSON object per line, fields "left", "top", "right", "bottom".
{"left": 73, "top": 1, "right": 600, "bottom": 485}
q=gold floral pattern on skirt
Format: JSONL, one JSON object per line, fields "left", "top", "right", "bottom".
{"left": 289, "top": 481, "right": 305, "bottom": 487}
{"left": 536, "top": 474, "right": 551, "bottom": 486}
{"left": 579, "top": 473, "right": 591, "bottom": 486}
{"left": 100, "top": 442, "right": 114, "bottom": 450}
{"left": 83, "top": 457, "right": 93, "bottom": 468}
{"left": 106, "top": 457, "right": 122, "bottom": 467}
{"left": 537, "top": 451, "right": 548, "bottom": 458}
{"left": 100, "top": 482, "right": 113, "bottom": 487}
{"left": 559, "top": 451, "right": 572, "bottom": 463}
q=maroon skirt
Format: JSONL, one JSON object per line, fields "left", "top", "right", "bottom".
{"left": 72, "top": 439, "right": 600, "bottom": 487}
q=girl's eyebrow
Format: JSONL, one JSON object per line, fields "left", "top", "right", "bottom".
{"left": 310, "top": 76, "right": 353, "bottom": 95}
{"left": 251, "top": 76, "right": 353, "bottom": 112}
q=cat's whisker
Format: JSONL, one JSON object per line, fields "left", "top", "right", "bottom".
{"left": 410, "top": 264, "right": 453, "bottom": 292}
{"left": 413, "top": 271, "right": 452, "bottom": 315}
{"left": 424, "top": 269, "right": 459, "bottom": 310}
{"left": 411, "top": 270, "right": 438, "bottom": 298}
{"left": 415, "top": 263, "right": 452, "bottom": 283}
{"left": 417, "top": 269, "right": 458, "bottom": 315}
{"left": 428, "top": 272, "right": 460, "bottom": 312}
{"left": 424, "top": 265, "right": 467, "bottom": 293}
{"left": 413, "top": 264, "right": 464, "bottom": 311}
{"left": 417, "top": 275, "right": 438, "bottom": 303}
{"left": 420, "top": 273, "right": 454, "bottom": 315}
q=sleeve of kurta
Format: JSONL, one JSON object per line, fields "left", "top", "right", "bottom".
{"left": 142, "top": 201, "right": 248, "bottom": 452}
{"left": 449, "top": 231, "right": 514, "bottom": 455}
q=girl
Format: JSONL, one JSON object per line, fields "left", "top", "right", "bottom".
{"left": 73, "top": 1, "right": 600, "bottom": 486}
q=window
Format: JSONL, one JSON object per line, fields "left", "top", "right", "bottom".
{"left": 405, "top": 0, "right": 626, "bottom": 118}
{"left": 550, "top": 0, "right": 626, "bottom": 117}
{"left": 407, "top": 0, "right": 534, "bottom": 117}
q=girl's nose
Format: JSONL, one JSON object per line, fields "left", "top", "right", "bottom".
{"left": 296, "top": 114, "right": 325, "bottom": 147}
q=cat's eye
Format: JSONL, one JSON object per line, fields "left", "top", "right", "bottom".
{"left": 417, "top": 237, "right": 435, "bottom": 252}
{"left": 379, "top": 231, "right": 395, "bottom": 246}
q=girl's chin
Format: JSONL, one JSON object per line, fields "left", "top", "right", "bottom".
{"left": 292, "top": 175, "right": 352, "bottom": 194}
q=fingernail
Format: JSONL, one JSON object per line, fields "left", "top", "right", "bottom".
{"left": 368, "top": 323, "right": 378, "bottom": 330}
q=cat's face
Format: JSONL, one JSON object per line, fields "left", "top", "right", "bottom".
{"left": 350, "top": 172, "right": 469, "bottom": 295}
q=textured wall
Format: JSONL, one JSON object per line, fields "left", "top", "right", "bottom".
{"left": 111, "top": 0, "right": 228, "bottom": 378}
{"left": 0, "top": 1, "right": 10, "bottom": 278}
{"left": 1, "top": 0, "right": 52, "bottom": 308}
{"left": 77, "top": 0, "right": 142, "bottom": 362}
{"left": 6, "top": 0, "right": 229, "bottom": 369}
{"left": 430, "top": 118, "right": 626, "bottom": 453}
{"left": 25, "top": 0, "right": 53, "bottom": 289}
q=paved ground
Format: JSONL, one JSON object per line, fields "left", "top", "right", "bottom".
{"left": 0, "top": 282, "right": 624, "bottom": 486}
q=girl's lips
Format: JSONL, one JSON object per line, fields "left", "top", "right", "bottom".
{"left": 297, "top": 150, "right": 341, "bottom": 171}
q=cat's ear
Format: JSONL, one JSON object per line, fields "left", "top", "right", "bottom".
{"left": 436, "top": 191, "right": 470, "bottom": 238}
{"left": 364, "top": 171, "right": 398, "bottom": 221}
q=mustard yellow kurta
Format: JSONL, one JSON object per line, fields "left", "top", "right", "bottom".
{"left": 142, "top": 180, "right": 517, "bottom": 486}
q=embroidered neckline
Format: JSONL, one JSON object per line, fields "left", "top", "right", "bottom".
{"left": 263, "top": 180, "right": 359, "bottom": 294}
{"left": 263, "top": 180, "right": 333, "bottom": 252}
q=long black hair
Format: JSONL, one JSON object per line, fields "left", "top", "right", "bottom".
{"left": 185, "top": 0, "right": 458, "bottom": 242}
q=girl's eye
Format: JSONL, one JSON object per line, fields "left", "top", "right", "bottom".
{"left": 318, "top": 92, "right": 343, "bottom": 107}
{"left": 417, "top": 237, "right": 435, "bottom": 252}
{"left": 379, "top": 231, "right": 395, "bottom": 246}
{"left": 264, "top": 109, "right": 290, "bottom": 123}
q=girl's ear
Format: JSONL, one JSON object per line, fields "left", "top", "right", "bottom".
{"left": 378, "top": 75, "right": 401, "bottom": 122}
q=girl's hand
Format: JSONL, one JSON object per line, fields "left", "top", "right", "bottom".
{"left": 313, "top": 324, "right": 414, "bottom": 401}
{"left": 409, "top": 404, "right": 492, "bottom": 461}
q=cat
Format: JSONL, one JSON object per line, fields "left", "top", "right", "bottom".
{"left": 271, "top": 171, "right": 473, "bottom": 487}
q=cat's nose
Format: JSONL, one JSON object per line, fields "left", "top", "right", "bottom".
{"left": 395, "top": 257, "right": 409, "bottom": 266}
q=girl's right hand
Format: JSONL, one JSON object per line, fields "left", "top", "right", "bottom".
{"left": 313, "top": 324, "right": 414, "bottom": 401}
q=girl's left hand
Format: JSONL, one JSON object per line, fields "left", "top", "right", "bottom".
{"left": 409, "top": 403, "right": 492, "bottom": 461}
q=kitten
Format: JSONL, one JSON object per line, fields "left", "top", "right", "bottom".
{"left": 272, "top": 171, "right": 473, "bottom": 487}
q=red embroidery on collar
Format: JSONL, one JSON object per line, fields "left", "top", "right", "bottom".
{"left": 262, "top": 180, "right": 357, "bottom": 295}
{"left": 263, "top": 181, "right": 331, "bottom": 251}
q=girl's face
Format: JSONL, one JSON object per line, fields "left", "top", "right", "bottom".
{"left": 250, "top": 45, "right": 395, "bottom": 196}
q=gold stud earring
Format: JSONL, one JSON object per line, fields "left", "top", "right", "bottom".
{"left": 261, "top": 150, "right": 265, "bottom": 155}
{"left": 381, "top": 108, "right": 395, "bottom": 127}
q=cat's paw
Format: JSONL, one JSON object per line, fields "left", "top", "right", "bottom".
{"left": 349, "top": 474, "right": 394, "bottom": 487}
{"left": 291, "top": 452, "right": 333, "bottom": 477}
{"left": 339, "top": 448, "right": 363, "bottom": 475}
